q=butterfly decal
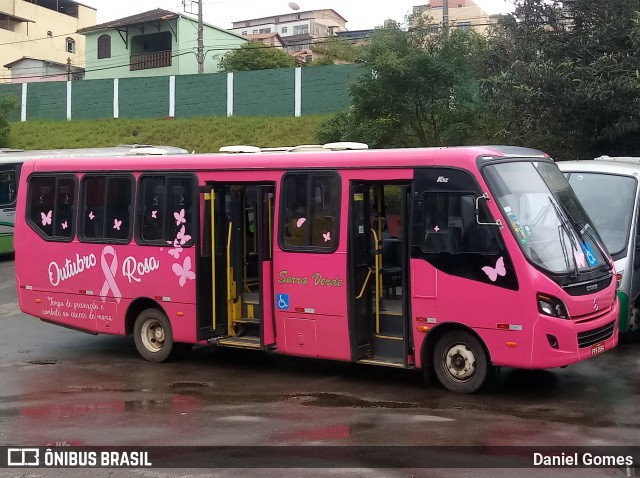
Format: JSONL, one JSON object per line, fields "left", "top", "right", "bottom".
{"left": 172, "top": 256, "right": 195, "bottom": 287}
{"left": 89, "top": 211, "right": 95, "bottom": 221}
{"left": 41, "top": 210, "right": 52, "bottom": 226}
{"left": 113, "top": 219, "right": 122, "bottom": 231}
{"left": 482, "top": 257, "right": 506, "bottom": 282}
{"left": 151, "top": 210, "right": 157, "bottom": 219}
{"left": 176, "top": 225, "right": 191, "bottom": 245}
{"left": 61, "top": 221, "right": 68, "bottom": 230}
{"left": 174, "top": 209, "right": 186, "bottom": 226}
{"left": 296, "top": 217, "right": 306, "bottom": 228}
{"left": 323, "top": 231, "right": 331, "bottom": 242}
{"left": 168, "top": 239, "right": 183, "bottom": 258}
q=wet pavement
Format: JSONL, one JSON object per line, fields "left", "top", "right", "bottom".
{"left": 0, "top": 255, "right": 638, "bottom": 477}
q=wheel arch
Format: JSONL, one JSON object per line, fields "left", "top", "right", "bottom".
{"left": 420, "top": 323, "right": 493, "bottom": 376}
{"left": 125, "top": 297, "right": 165, "bottom": 336}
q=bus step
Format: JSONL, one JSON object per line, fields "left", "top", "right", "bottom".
{"left": 243, "top": 292, "right": 260, "bottom": 305}
{"left": 373, "top": 334, "right": 404, "bottom": 359}
{"left": 217, "top": 336, "right": 262, "bottom": 350}
{"left": 234, "top": 318, "right": 261, "bottom": 325}
{"left": 357, "top": 358, "right": 405, "bottom": 368}
{"left": 378, "top": 313, "right": 404, "bottom": 336}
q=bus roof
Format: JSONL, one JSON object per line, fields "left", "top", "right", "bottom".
{"left": 0, "top": 145, "right": 189, "bottom": 166}
{"left": 26, "top": 145, "right": 549, "bottom": 173}
{"left": 558, "top": 159, "right": 640, "bottom": 177}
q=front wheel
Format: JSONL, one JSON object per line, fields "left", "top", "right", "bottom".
{"left": 134, "top": 308, "right": 175, "bottom": 362}
{"left": 433, "top": 330, "right": 492, "bottom": 393}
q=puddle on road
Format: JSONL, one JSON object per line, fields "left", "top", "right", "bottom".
{"left": 286, "top": 392, "right": 418, "bottom": 409}
{"left": 169, "top": 381, "right": 213, "bottom": 390}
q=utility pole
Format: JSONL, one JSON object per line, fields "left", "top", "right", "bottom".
{"left": 443, "top": 0, "right": 449, "bottom": 35}
{"left": 66, "top": 57, "right": 71, "bottom": 81}
{"left": 197, "top": 0, "right": 204, "bottom": 73}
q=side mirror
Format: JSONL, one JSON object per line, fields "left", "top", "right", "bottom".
{"left": 475, "top": 193, "right": 502, "bottom": 228}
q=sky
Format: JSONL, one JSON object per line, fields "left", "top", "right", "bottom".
{"left": 79, "top": 0, "right": 514, "bottom": 31}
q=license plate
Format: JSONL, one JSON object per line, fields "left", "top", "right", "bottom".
{"left": 591, "top": 341, "right": 605, "bottom": 356}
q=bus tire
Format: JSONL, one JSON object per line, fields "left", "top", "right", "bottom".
{"left": 621, "top": 306, "right": 640, "bottom": 343}
{"left": 433, "top": 330, "right": 491, "bottom": 393}
{"left": 134, "top": 308, "right": 174, "bottom": 363}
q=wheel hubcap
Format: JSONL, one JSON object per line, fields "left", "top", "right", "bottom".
{"left": 444, "top": 343, "right": 476, "bottom": 381}
{"left": 141, "top": 319, "right": 165, "bottom": 353}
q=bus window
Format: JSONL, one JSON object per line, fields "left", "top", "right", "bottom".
{"left": 27, "top": 175, "right": 76, "bottom": 240}
{"left": 422, "top": 193, "right": 501, "bottom": 255}
{"left": 0, "top": 169, "right": 16, "bottom": 205}
{"left": 137, "top": 175, "right": 195, "bottom": 246}
{"left": 80, "top": 175, "right": 133, "bottom": 243}
{"left": 281, "top": 172, "right": 339, "bottom": 251}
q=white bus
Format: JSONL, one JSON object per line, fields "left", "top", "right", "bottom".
{"left": 559, "top": 156, "right": 640, "bottom": 341}
{"left": 0, "top": 145, "right": 189, "bottom": 254}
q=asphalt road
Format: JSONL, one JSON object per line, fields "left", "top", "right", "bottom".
{"left": 0, "top": 255, "right": 638, "bottom": 477}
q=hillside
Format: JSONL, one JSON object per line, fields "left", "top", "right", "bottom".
{"left": 8, "top": 116, "right": 329, "bottom": 153}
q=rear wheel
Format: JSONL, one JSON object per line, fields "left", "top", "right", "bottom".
{"left": 134, "top": 308, "right": 174, "bottom": 362}
{"left": 433, "top": 330, "right": 492, "bottom": 393}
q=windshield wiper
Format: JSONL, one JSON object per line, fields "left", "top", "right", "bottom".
{"left": 548, "top": 197, "right": 580, "bottom": 278}
{"left": 557, "top": 202, "right": 610, "bottom": 271}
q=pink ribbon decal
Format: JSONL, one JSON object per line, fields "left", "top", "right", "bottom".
{"left": 100, "top": 246, "right": 122, "bottom": 303}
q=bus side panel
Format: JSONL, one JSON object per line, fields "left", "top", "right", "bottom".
{"left": 16, "top": 234, "right": 199, "bottom": 342}
{"left": 410, "top": 258, "right": 536, "bottom": 370}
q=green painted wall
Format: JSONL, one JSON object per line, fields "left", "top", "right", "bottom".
{"left": 83, "top": 23, "right": 179, "bottom": 80}
{"left": 234, "top": 68, "right": 295, "bottom": 116}
{"left": 119, "top": 77, "right": 169, "bottom": 119}
{"left": 26, "top": 82, "right": 67, "bottom": 120}
{"left": 83, "top": 17, "right": 248, "bottom": 80}
{"left": 302, "top": 64, "right": 361, "bottom": 115}
{"left": 72, "top": 79, "right": 113, "bottom": 120}
{"left": 0, "top": 84, "right": 22, "bottom": 122}
{"left": 175, "top": 73, "right": 227, "bottom": 118}
{"left": 176, "top": 17, "right": 248, "bottom": 75}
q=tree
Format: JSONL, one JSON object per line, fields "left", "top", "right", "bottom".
{"left": 0, "top": 94, "right": 18, "bottom": 147}
{"left": 310, "top": 37, "right": 361, "bottom": 65}
{"left": 481, "top": 0, "right": 640, "bottom": 159}
{"left": 317, "top": 19, "right": 488, "bottom": 148}
{"left": 219, "top": 42, "right": 296, "bottom": 72}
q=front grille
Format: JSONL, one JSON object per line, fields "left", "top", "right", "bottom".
{"left": 577, "top": 321, "right": 615, "bottom": 348}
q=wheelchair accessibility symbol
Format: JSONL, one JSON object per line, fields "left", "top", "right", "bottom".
{"left": 276, "top": 293, "right": 290, "bottom": 310}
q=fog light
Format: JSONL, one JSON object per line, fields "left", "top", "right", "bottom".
{"left": 547, "top": 334, "right": 559, "bottom": 349}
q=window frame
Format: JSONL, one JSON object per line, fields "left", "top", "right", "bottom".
{"left": 278, "top": 170, "right": 341, "bottom": 254}
{"left": 97, "top": 34, "right": 111, "bottom": 59}
{"left": 135, "top": 172, "right": 197, "bottom": 248}
{"left": 66, "top": 37, "right": 76, "bottom": 54}
{"left": 26, "top": 173, "right": 78, "bottom": 243}
{"left": 78, "top": 173, "right": 135, "bottom": 245}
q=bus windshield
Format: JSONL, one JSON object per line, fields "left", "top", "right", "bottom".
{"left": 484, "top": 161, "right": 608, "bottom": 276}
{"left": 567, "top": 172, "right": 636, "bottom": 257}
{"left": 0, "top": 168, "right": 16, "bottom": 206}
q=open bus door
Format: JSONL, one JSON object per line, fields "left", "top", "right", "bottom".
{"left": 349, "top": 182, "right": 412, "bottom": 367}
{"left": 198, "top": 183, "right": 275, "bottom": 349}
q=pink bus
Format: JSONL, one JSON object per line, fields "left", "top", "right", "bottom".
{"left": 14, "top": 145, "right": 619, "bottom": 393}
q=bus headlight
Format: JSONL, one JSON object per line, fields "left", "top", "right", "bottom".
{"left": 616, "top": 271, "right": 623, "bottom": 289}
{"left": 537, "top": 293, "right": 569, "bottom": 319}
